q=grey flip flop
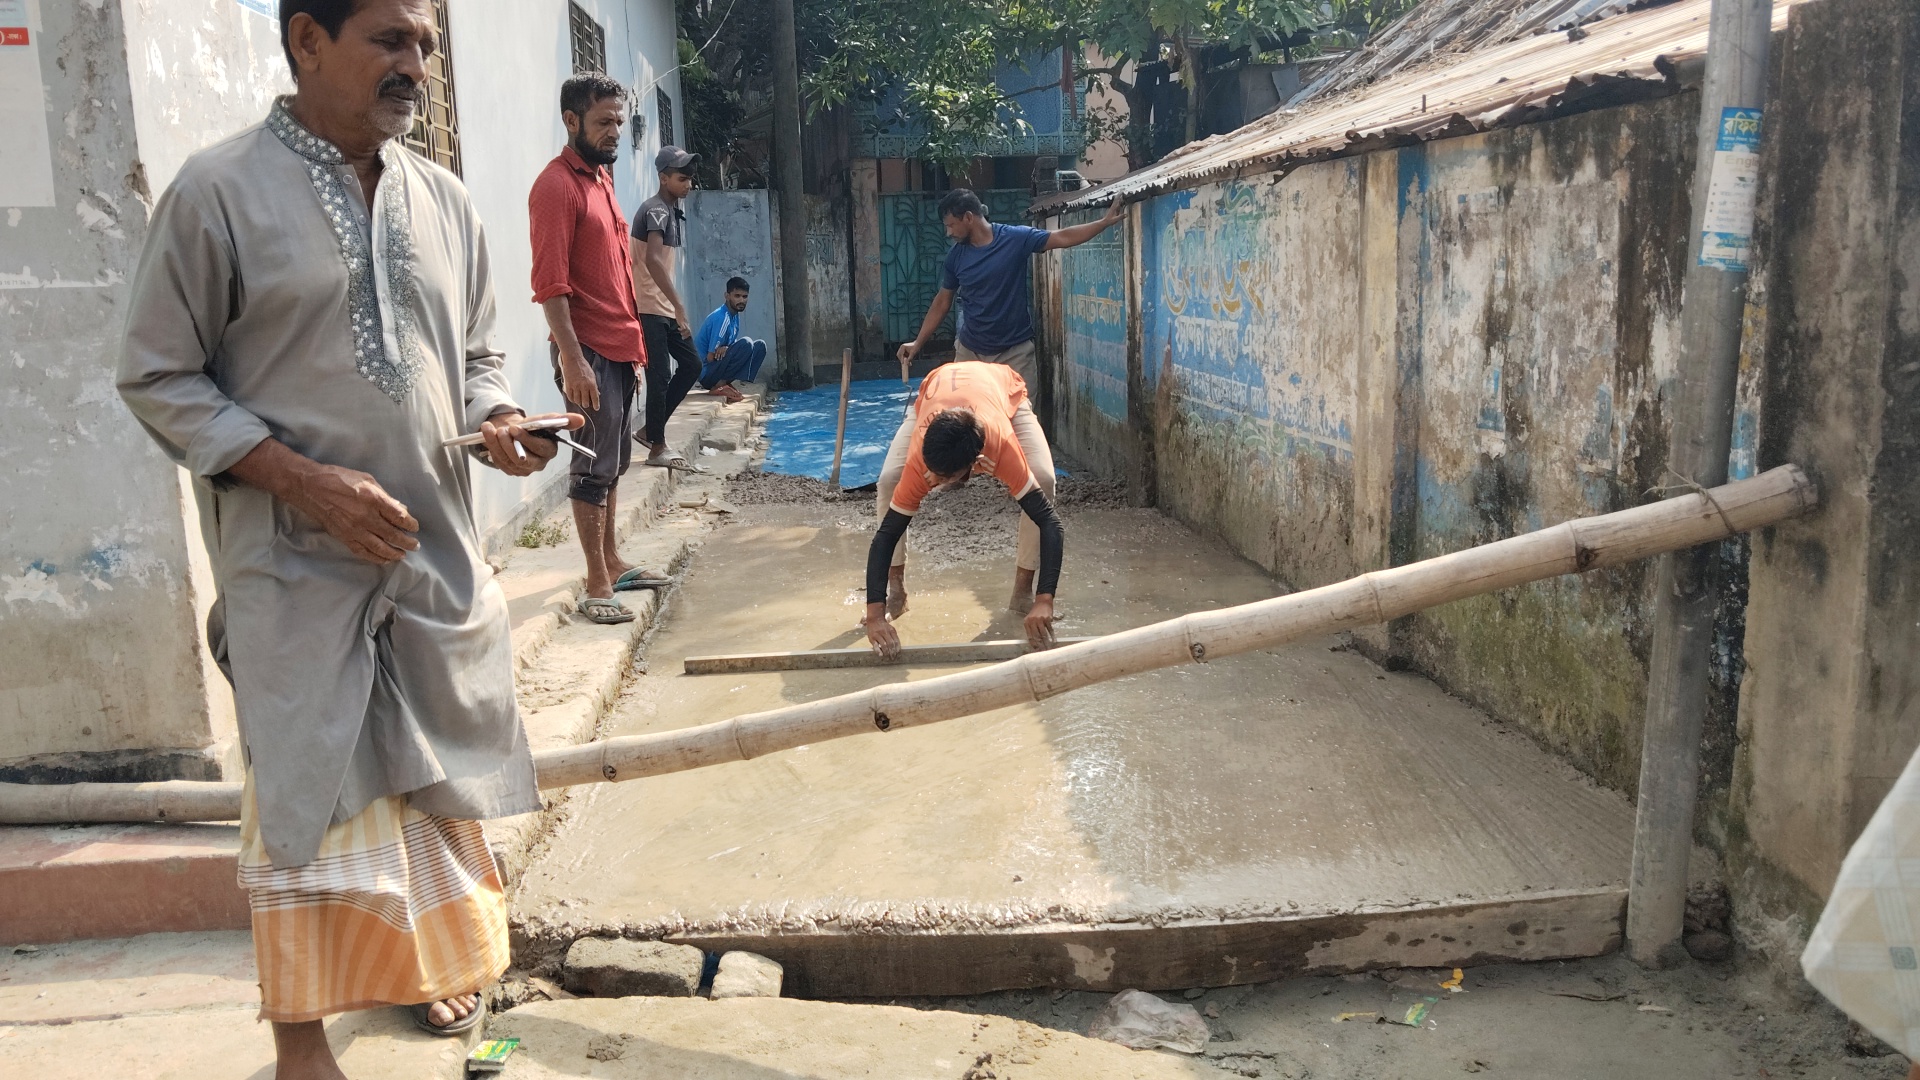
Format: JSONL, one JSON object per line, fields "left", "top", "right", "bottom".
{"left": 579, "top": 597, "right": 635, "bottom": 624}
{"left": 410, "top": 997, "right": 485, "bottom": 1037}
{"left": 614, "top": 568, "right": 671, "bottom": 591}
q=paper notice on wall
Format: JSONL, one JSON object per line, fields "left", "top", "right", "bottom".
{"left": 0, "top": 0, "right": 54, "bottom": 208}
{"left": 1697, "top": 107, "right": 1763, "bottom": 272}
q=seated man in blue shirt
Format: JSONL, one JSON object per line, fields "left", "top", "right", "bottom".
{"left": 692, "top": 276, "right": 766, "bottom": 403}
{"left": 897, "top": 189, "right": 1124, "bottom": 383}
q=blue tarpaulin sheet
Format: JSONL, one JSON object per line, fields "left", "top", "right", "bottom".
{"left": 760, "top": 378, "right": 922, "bottom": 489}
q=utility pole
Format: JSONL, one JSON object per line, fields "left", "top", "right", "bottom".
{"left": 769, "top": 0, "right": 812, "bottom": 389}
{"left": 1626, "top": 0, "right": 1775, "bottom": 968}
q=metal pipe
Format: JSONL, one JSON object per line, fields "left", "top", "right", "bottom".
{"left": 1626, "top": 0, "right": 1777, "bottom": 968}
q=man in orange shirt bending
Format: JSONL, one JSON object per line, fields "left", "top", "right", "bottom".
{"left": 862, "top": 361, "right": 1064, "bottom": 658}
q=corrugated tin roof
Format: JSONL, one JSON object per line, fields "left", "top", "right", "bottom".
{"left": 1044, "top": 0, "right": 1805, "bottom": 215}
{"left": 1289, "top": 0, "right": 1659, "bottom": 104}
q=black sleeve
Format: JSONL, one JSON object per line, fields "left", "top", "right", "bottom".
{"left": 866, "top": 510, "right": 912, "bottom": 605}
{"left": 1017, "top": 489, "right": 1065, "bottom": 598}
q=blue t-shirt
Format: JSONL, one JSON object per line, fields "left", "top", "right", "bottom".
{"left": 940, "top": 223, "right": 1051, "bottom": 354}
{"left": 694, "top": 305, "right": 739, "bottom": 360}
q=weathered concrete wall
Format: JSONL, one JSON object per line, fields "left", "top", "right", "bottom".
{"left": 1043, "top": 100, "right": 1713, "bottom": 791}
{"left": 1044, "top": 208, "right": 1134, "bottom": 482}
{"left": 0, "top": 0, "right": 235, "bottom": 783}
{"left": 805, "top": 193, "right": 852, "bottom": 365}
{"left": 2, "top": 0, "right": 681, "bottom": 781}
{"left": 848, "top": 158, "right": 885, "bottom": 363}
{"left": 1394, "top": 101, "right": 1705, "bottom": 795}
{"left": 683, "top": 189, "right": 777, "bottom": 353}
{"left": 1728, "top": 0, "right": 1920, "bottom": 956}
{"left": 1135, "top": 164, "right": 1368, "bottom": 591}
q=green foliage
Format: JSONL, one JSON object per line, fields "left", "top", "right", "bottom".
{"left": 798, "top": 0, "right": 1067, "bottom": 169}
{"left": 1314, "top": 0, "right": 1424, "bottom": 48}
{"left": 677, "top": 0, "right": 1423, "bottom": 174}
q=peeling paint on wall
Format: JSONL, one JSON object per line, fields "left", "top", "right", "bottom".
{"left": 1042, "top": 95, "right": 1748, "bottom": 800}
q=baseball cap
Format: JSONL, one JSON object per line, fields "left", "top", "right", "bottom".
{"left": 655, "top": 145, "right": 698, "bottom": 173}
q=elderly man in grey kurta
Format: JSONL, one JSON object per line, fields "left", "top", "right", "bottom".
{"left": 116, "top": 1, "right": 573, "bottom": 1075}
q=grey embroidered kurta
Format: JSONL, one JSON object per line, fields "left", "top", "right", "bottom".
{"left": 118, "top": 101, "right": 539, "bottom": 869}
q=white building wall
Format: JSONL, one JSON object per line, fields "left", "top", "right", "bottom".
{"left": 0, "top": 0, "right": 681, "bottom": 781}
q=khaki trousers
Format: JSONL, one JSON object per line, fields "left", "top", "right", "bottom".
{"left": 954, "top": 339, "right": 1037, "bottom": 386}
{"left": 875, "top": 400, "right": 1056, "bottom": 572}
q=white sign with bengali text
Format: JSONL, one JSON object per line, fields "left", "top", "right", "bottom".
{"left": 0, "top": 0, "right": 53, "bottom": 207}
{"left": 1698, "top": 107, "right": 1764, "bottom": 272}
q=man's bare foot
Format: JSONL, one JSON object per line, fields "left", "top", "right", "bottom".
{"left": 1009, "top": 568, "right": 1036, "bottom": 614}
{"left": 424, "top": 992, "right": 481, "bottom": 1029}
{"left": 270, "top": 1019, "right": 348, "bottom": 1080}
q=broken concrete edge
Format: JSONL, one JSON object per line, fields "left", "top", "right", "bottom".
{"left": 508, "top": 887, "right": 1627, "bottom": 997}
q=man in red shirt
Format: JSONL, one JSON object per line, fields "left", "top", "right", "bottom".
{"left": 529, "top": 74, "right": 670, "bottom": 624}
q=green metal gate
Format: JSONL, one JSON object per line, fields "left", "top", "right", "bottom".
{"left": 880, "top": 188, "right": 1033, "bottom": 345}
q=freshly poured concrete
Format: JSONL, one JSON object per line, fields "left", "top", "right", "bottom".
{"left": 514, "top": 502, "right": 1637, "bottom": 995}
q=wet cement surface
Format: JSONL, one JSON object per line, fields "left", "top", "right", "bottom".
{"left": 514, "top": 496, "right": 1636, "bottom": 952}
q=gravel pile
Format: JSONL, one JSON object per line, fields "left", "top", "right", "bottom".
{"left": 724, "top": 466, "right": 1134, "bottom": 565}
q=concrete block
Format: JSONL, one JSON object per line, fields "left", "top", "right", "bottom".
{"left": 563, "top": 938, "right": 704, "bottom": 998}
{"left": 709, "top": 951, "right": 782, "bottom": 998}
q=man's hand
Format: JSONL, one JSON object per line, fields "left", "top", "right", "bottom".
{"left": 1100, "top": 199, "right": 1124, "bottom": 228}
{"left": 675, "top": 307, "right": 692, "bottom": 339}
{"left": 479, "top": 410, "right": 585, "bottom": 477}
{"left": 559, "top": 349, "right": 599, "bottom": 414}
{"left": 288, "top": 463, "right": 421, "bottom": 565}
{"left": 1024, "top": 595, "right": 1057, "bottom": 650}
{"left": 897, "top": 340, "right": 923, "bottom": 365}
{"left": 863, "top": 602, "right": 902, "bottom": 660}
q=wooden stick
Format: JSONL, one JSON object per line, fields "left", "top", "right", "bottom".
{"left": 828, "top": 347, "right": 852, "bottom": 487}
{"left": 685, "top": 637, "right": 1094, "bottom": 675}
{"left": 0, "top": 466, "right": 1816, "bottom": 824}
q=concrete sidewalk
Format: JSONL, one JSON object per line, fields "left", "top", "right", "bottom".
{"left": 0, "top": 933, "right": 475, "bottom": 1079}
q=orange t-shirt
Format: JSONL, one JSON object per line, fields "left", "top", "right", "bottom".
{"left": 890, "top": 362, "right": 1035, "bottom": 514}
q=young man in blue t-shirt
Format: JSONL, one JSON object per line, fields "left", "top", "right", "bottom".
{"left": 896, "top": 188, "right": 1124, "bottom": 383}
{"left": 692, "top": 276, "right": 766, "bottom": 404}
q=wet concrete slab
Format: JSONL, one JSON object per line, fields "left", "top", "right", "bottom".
{"left": 512, "top": 501, "right": 1636, "bottom": 996}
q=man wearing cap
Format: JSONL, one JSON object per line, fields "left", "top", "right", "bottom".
{"left": 631, "top": 146, "right": 701, "bottom": 469}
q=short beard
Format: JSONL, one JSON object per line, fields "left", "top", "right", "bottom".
{"left": 572, "top": 131, "right": 618, "bottom": 167}
{"left": 369, "top": 73, "right": 425, "bottom": 138}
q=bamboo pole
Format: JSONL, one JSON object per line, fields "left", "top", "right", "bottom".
{"left": 0, "top": 466, "right": 1815, "bottom": 825}
{"left": 828, "top": 347, "right": 852, "bottom": 487}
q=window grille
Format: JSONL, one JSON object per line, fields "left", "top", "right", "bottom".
{"left": 401, "top": 0, "right": 462, "bottom": 174}
{"left": 569, "top": 3, "right": 607, "bottom": 74}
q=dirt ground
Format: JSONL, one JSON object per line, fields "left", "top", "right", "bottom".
{"left": 878, "top": 953, "right": 1903, "bottom": 1080}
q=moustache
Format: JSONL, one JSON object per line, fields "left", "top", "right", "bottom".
{"left": 376, "top": 73, "right": 426, "bottom": 109}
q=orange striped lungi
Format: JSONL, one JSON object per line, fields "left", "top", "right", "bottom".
{"left": 236, "top": 775, "right": 511, "bottom": 1023}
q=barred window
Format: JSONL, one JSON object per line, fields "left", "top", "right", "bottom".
{"left": 402, "top": 0, "right": 461, "bottom": 174}
{"left": 569, "top": 2, "right": 607, "bottom": 74}
{"left": 656, "top": 89, "right": 674, "bottom": 147}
